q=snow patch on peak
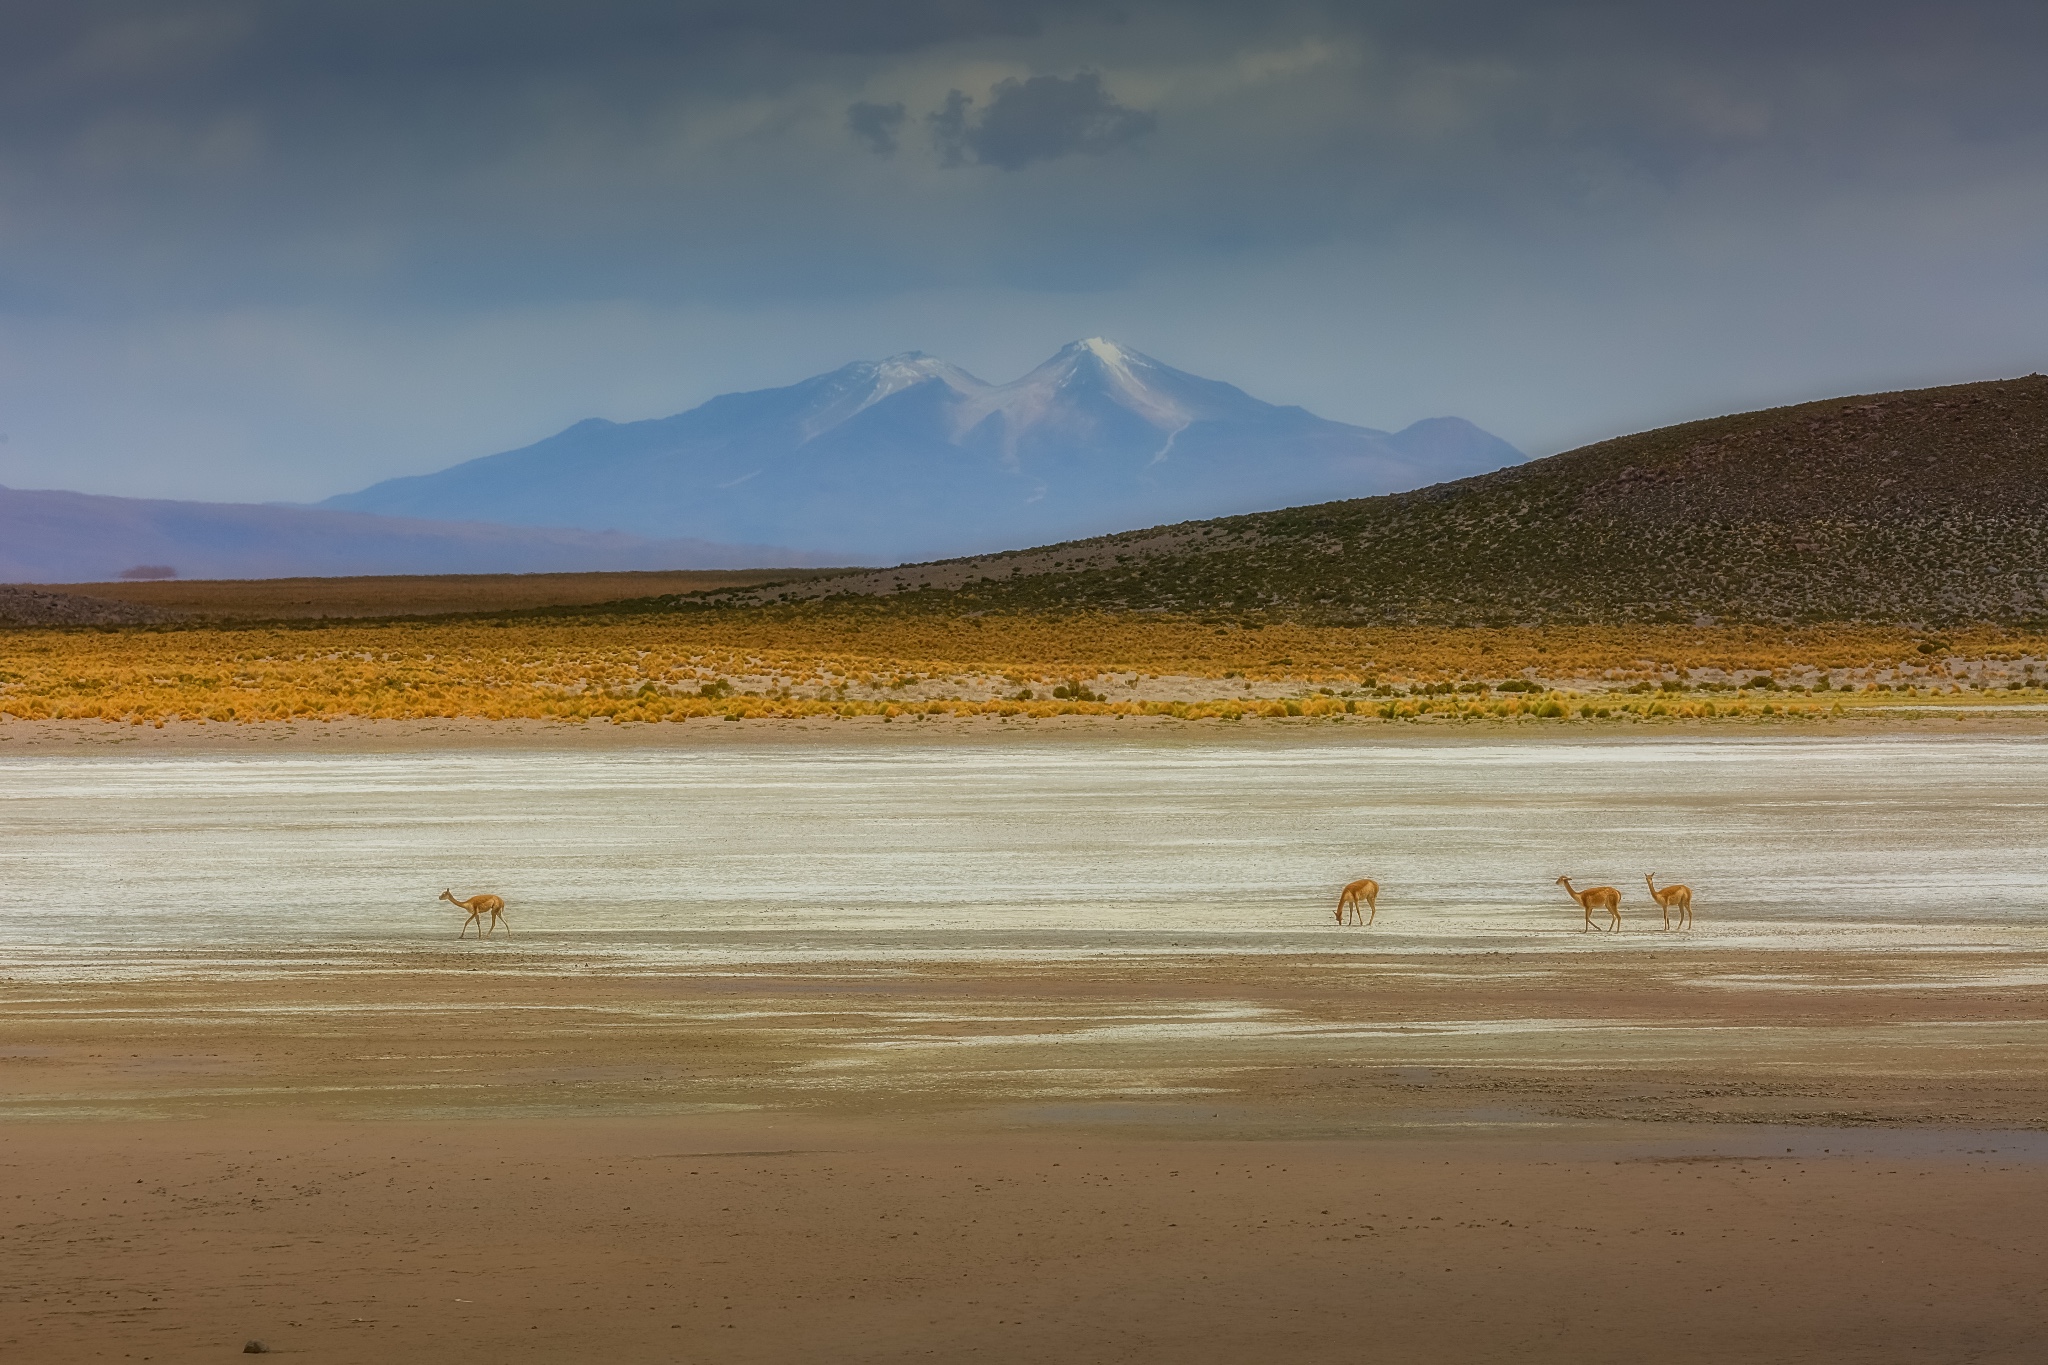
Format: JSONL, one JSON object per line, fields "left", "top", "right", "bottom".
{"left": 799, "top": 353, "right": 986, "bottom": 442}
{"left": 1055, "top": 337, "right": 1147, "bottom": 380}
{"left": 947, "top": 337, "right": 1194, "bottom": 459}
{"left": 870, "top": 352, "right": 986, "bottom": 398}
{"left": 1055, "top": 337, "right": 1191, "bottom": 433}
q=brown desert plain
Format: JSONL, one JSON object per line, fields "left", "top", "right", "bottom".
{"left": 8, "top": 908, "right": 2048, "bottom": 1364}
{"left": 6, "top": 574, "right": 2048, "bottom": 1363}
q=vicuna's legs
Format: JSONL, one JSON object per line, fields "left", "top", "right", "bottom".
{"left": 1336, "top": 880, "right": 1379, "bottom": 927}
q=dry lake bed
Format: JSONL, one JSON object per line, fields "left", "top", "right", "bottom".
{"left": 6, "top": 732, "right": 2048, "bottom": 1362}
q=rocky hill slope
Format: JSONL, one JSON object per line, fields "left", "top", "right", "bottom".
{"left": 694, "top": 375, "right": 2048, "bottom": 625}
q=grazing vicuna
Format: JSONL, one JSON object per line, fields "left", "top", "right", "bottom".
{"left": 1336, "top": 878, "right": 1380, "bottom": 926}
{"left": 441, "top": 889, "right": 508, "bottom": 938}
{"left": 1556, "top": 876, "right": 1621, "bottom": 932}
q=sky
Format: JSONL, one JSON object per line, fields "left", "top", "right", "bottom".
{"left": 2, "top": 0, "right": 2046, "bottom": 504}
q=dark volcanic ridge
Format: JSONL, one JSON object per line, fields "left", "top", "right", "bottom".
{"left": 0, "top": 585, "right": 183, "bottom": 627}
{"left": 678, "top": 375, "right": 2048, "bottom": 626}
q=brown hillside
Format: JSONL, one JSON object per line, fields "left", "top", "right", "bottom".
{"left": 696, "top": 374, "right": 2048, "bottom": 625}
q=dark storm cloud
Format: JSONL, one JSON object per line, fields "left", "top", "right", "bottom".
{"left": 4, "top": 0, "right": 2048, "bottom": 310}
{"left": 928, "top": 72, "right": 1155, "bottom": 169}
{"left": 0, "top": 0, "right": 1066, "bottom": 85}
{"left": 847, "top": 100, "right": 908, "bottom": 155}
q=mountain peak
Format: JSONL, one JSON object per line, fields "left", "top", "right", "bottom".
{"left": 860, "top": 352, "right": 986, "bottom": 395}
{"left": 992, "top": 336, "right": 1193, "bottom": 433}
{"left": 796, "top": 352, "right": 987, "bottom": 441}
{"left": 1073, "top": 337, "right": 1135, "bottom": 363}
{"left": 324, "top": 342, "right": 1525, "bottom": 563}
{"left": 1052, "top": 337, "right": 1153, "bottom": 380}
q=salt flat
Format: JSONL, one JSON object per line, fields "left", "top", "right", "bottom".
{"left": 5, "top": 733, "right": 2047, "bottom": 950}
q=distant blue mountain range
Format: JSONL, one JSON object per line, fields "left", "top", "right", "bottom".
{"left": 325, "top": 339, "right": 1526, "bottom": 564}
{"left": 0, "top": 485, "right": 808, "bottom": 584}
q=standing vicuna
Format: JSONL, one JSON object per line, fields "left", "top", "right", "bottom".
{"left": 441, "top": 889, "right": 509, "bottom": 938}
{"left": 1556, "top": 876, "right": 1621, "bottom": 932}
{"left": 1336, "top": 878, "right": 1380, "bottom": 926}
{"left": 1644, "top": 874, "right": 1694, "bottom": 930}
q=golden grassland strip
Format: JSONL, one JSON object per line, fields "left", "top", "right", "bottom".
{"left": 1, "top": 614, "right": 2044, "bottom": 725}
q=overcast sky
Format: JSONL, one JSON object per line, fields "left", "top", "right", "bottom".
{"left": 3, "top": 0, "right": 2045, "bottom": 503}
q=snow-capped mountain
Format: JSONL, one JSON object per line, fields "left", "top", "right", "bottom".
{"left": 323, "top": 340, "right": 1525, "bottom": 563}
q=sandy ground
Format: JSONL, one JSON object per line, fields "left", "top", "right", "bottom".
{"left": 10, "top": 1117, "right": 2048, "bottom": 1365}
{"left": 6, "top": 942, "right": 2048, "bottom": 1361}
{"left": 7, "top": 706, "right": 2048, "bottom": 754}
